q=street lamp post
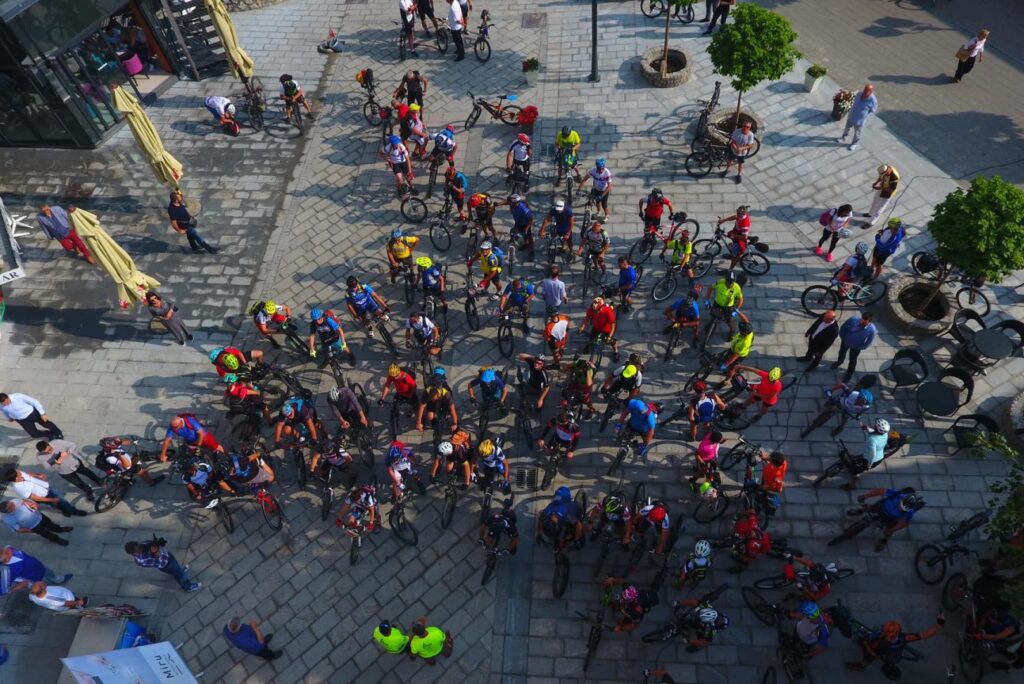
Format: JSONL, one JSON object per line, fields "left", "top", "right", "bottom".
{"left": 588, "top": 0, "right": 599, "bottom": 82}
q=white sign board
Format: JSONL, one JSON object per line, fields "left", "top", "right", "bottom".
{"left": 0, "top": 195, "right": 26, "bottom": 284}
{"left": 61, "top": 641, "right": 198, "bottom": 684}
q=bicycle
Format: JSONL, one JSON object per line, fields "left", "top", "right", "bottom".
{"left": 690, "top": 226, "right": 771, "bottom": 278}
{"left": 235, "top": 361, "right": 313, "bottom": 401}
{"left": 911, "top": 250, "right": 990, "bottom": 317}
{"left": 607, "top": 423, "right": 646, "bottom": 477}
{"left": 800, "top": 277, "right": 887, "bottom": 316}
{"left": 651, "top": 256, "right": 699, "bottom": 304}
{"left": 538, "top": 489, "right": 587, "bottom": 598}
{"left": 341, "top": 507, "right": 374, "bottom": 567}
{"left": 316, "top": 453, "right": 358, "bottom": 522}
{"left": 321, "top": 342, "right": 355, "bottom": 387}
{"left": 576, "top": 583, "right": 615, "bottom": 673}
{"left": 93, "top": 439, "right": 161, "bottom": 512}
{"left": 496, "top": 305, "right": 526, "bottom": 358}
{"left": 464, "top": 91, "right": 521, "bottom": 130}
{"left": 427, "top": 194, "right": 457, "bottom": 252}
{"left": 682, "top": 348, "right": 731, "bottom": 393}
{"left": 640, "top": 582, "right": 730, "bottom": 644}
{"left": 462, "top": 219, "right": 486, "bottom": 265}
{"left": 392, "top": 20, "right": 411, "bottom": 61}
{"left": 913, "top": 510, "right": 991, "bottom": 585}
{"left": 827, "top": 497, "right": 924, "bottom": 547}
{"left": 761, "top": 606, "right": 816, "bottom": 684}
{"left": 434, "top": 23, "right": 450, "bottom": 54}
{"left": 472, "top": 16, "right": 493, "bottom": 63}
{"left": 811, "top": 432, "right": 910, "bottom": 489}
{"left": 506, "top": 164, "right": 530, "bottom": 196}
{"left": 421, "top": 274, "right": 449, "bottom": 337}
{"left": 544, "top": 230, "right": 575, "bottom": 267}
{"left": 389, "top": 483, "right": 423, "bottom": 546}
{"left": 598, "top": 387, "right": 632, "bottom": 433}
{"left": 686, "top": 141, "right": 761, "bottom": 179}
{"left": 281, "top": 94, "right": 304, "bottom": 135}
{"left": 464, "top": 280, "right": 482, "bottom": 331}
{"left": 692, "top": 81, "right": 722, "bottom": 150}
{"left": 473, "top": 394, "right": 507, "bottom": 442}
{"left": 629, "top": 211, "right": 701, "bottom": 265}
{"left": 943, "top": 572, "right": 1021, "bottom": 683}
{"left": 481, "top": 494, "right": 515, "bottom": 585}
{"left": 799, "top": 376, "right": 875, "bottom": 439}
{"left": 354, "top": 310, "right": 398, "bottom": 356}
{"left": 240, "top": 75, "right": 266, "bottom": 132}
{"left": 753, "top": 559, "right": 855, "bottom": 592}
{"left": 555, "top": 148, "right": 582, "bottom": 198}
{"left": 264, "top": 315, "right": 309, "bottom": 356}
{"left": 590, "top": 482, "right": 646, "bottom": 579}
{"left": 581, "top": 332, "right": 614, "bottom": 372}
{"left": 241, "top": 480, "right": 284, "bottom": 531}
{"left": 397, "top": 180, "right": 428, "bottom": 224}
{"left": 439, "top": 470, "right": 462, "bottom": 530}
{"left": 361, "top": 77, "right": 382, "bottom": 127}
{"left": 540, "top": 438, "right": 570, "bottom": 490}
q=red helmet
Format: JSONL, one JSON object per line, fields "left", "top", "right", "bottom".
{"left": 469, "top": 194, "right": 485, "bottom": 209}
{"left": 693, "top": 379, "right": 707, "bottom": 392}
{"left": 517, "top": 133, "right": 530, "bottom": 144}
{"left": 648, "top": 506, "right": 666, "bottom": 524}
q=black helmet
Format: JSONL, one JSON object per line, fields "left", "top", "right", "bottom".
{"left": 99, "top": 437, "right": 121, "bottom": 451}
{"left": 809, "top": 564, "right": 829, "bottom": 584}
{"left": 738, "top": 321, "right": 754, "bottom": 335}
{"left": 279, "top": 74, "right": 293, "bottom": 83}
{"left": 346, "top": 276, "right": 359, "bottom": 288}
{"left": 561, "top": 126, "right": 571, "bottom": 138}
{"left": 651, "top": 188, "right": 663, "bottom": 201}
{"left": 724, "top": 270, "right": 736, "bottom": 285}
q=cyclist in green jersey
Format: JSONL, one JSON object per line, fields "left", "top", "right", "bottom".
{"left": 659, "top": 231, "right": 696, "bottom": 291}
{"left": 721, "top": 316, "right": 753, "bottom": 383}
{"left": 706, "top": 271, "right": 744, "bottom": 338}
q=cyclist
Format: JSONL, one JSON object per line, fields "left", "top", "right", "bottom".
{"left": 721, "top": 319, "right": 754, "bottom": 384}
{"left": 160, "top": 414, "right": 224, "bottom": 462}
{"left": 345, "top": 276, "right": 392, "bottom": 335}
{"left": 638, "top": 188, "right": 673, "bottom": 233}
{"left": 181, "top": 459, "right": 235, "bottom": 506}
{"left": 972, "top": 608, "right": 1023, "bottom": 669}
{"left": 602, "top": 577, "right": 659, "bottom": 633}
{"left": 328, "top": 385, "right": 370, "bottom": 432}
{"left": 499, "top": 278, "right": 535, "bottom": 334}
{"left": 506, "top": 133, "right": 532, "bottom": 178}
{"left": 204, "top": 95, "right": 235, "bottom": 127}
{"left": 309, "top": 435, "right": 352, "bottom": 480}
{"left": 467, "top": 367, "right": 509, "bottom": 410}
{"left": 841, "top": 418, "right": 891, "bottom": 490}
{"left": 537, "top": 486, "right": 583, "bottom": 551}
{"left": 601, "top": 356, "right": 643, "bottom": 398}
{"left": 690, "top": 430, "right": 725, "bottom": 486}
{"left": 626, "top": 500, "right": 671, "bottom": 555}
{"left": 753, "top": 449, "right": 788, "bottom": 508}
{"left": 479, "top": 503, "right": 519, "bottom": 556}
{"left": 96, "top": 437, "right": 164, "bottom": 486}
{"left": 430, "top": 428, "right": 473, "bottom": 487}
{"left": 854, "top": 486, "right": 925, "bottom": 552}
{"left": 663, "top": 291, "right": 701, "bottom": 347}
{"left": 672, "top": 601, "right": 729, "bottom": 652}
{"left": 789, "top": 601, "right": 833, "bottom": 659}
{"left": 515, "top": 353, "right": 552, "bottom": 410}
{"left": 731, "top": 508, "right": 772, "bottom": 570}
{"left": 444, "top": 163, "right": 468, "bottom": 220}
{"left": 616, "top": 398, "right": 660, "bottom": 456}
{"left": 617, "top": 256, "right": 639, "bottom": 308}
{"left": 397, "top": 0, "right": 417, "bottom": 56}
{"left": 846, "top": 617, "right": 944, "bottom": 677}
{"left": 225, "top": 449, "right": 276, "bottom": 488}
{"left": 716, "top": 205, "right": 752, "bottom": 271}
{"left": 273, "top": 396, "right": 320, "bottom": 446}
{"left": 380, "top": 363, "right": 421, "bottom": 416}
{"left": 587, "top": 490, "right": 632, "bottom": 546}
{"left": 554, "top": 125, "right": 581, "bottom": 186}
{"left": 705, "top": 270, "right": 744, "bottom": 338}
{"left": 385, "top": 440, "right": 422, "bottom": 500}
{"left": 473, "top": 241, "right": 504, "bottom": 299}
{"left": 577, "top": 220, "right": 609, "bottom": 273}
{"left": 537, "top": 411, "right": 582, "bottom": 460}
{"left": 833, "top": 241, "right": 874, "bottom": 299}
{"left": 429, "top": 124, "right": 457, "bottom": 165}
{"left": 543, "top": 312, "right": 571, "bottom": 363}
{"left": 416, "top": 367, "right": 459, "bottom": 433}
{"left": 468, "top": 193, "right": 498, "bottom": 241}
{"left": 336, "top": 483, "right": 380, "bottom": 532}
{"left": 383, "top": 134, "right": 414, "bottom": 193}
{"left": 688, "top": 379, "right": 727, "bottom": 441}
{"left": 578, "top": 158, "right": 612, "bottom": 218}
{"left": 579, "top": 296, "right": 619, "bottom": 362}
{"left": 784, "top": 555, "right": 835, "bottom": 601}
{"left": 308, "top": 307, "right": 351, "bottom": 359}
{"left": 678, "top": 539, "right": 713, "bottom": 586}
{"left": 415, "top": 256, "right": 448, "bottom": 316}
{"left": 386, "top": 229, "right": 420, "bottom": 284}
{"left": 538, "top": 200, "right": 575, "bottom": 253}
{"left": 806, "top": 381, "right": 874, "bottom": 437}
{"left": 407, "top": 104, "right": 429, "bottom": 159}
{"left": 278, "top": 74, "right": 313, "bottom": 123}
{"left": 405, "top": 311, "right": 441, "bottom": 355}
{"left": 562, "top": 357, "right": 597, "bottom": 418}
{"left": 504, "top": 194, "right": 535, "bottom": 261}
{"left": 209, "top": 346, "right": 263, "bottom": 383}
{"left": 735, "top": 365, "right": 782, "bottom": 420}
{"left": 250, "top": 300, "right": 293, "bottom": 348}
{"left": 658, "top": 229, "right": 696, "bottom": 291}
{"left": 475, "top": 438, "right": 511, "bottom": 493}
{"left": 395, "top": 69, "right": 429, "bottom": 110}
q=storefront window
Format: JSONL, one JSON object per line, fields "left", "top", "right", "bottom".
{"left": 7, "top": 0, "right": 129, "bottom": 59}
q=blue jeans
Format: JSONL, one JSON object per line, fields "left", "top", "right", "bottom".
{"left": 47, "top": 487, "right": 76, "bottom": 516}
{"left": 159, "top": 553, "right": 193, "bottom": 590}
{"left": 185, "top": 226, "right": 217, "bottom": 253}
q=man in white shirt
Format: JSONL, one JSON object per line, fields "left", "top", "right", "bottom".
{"left": 29, "top": 581, "right": 86, "bottom": 612}
{"left": 398, "top": 0, "right": 418, "bottom": 57}
{"left": 4, "top": 468, "right": 87, "bottom": 517}
{"left": 0, "top": 392, "right": 62, "bottom": 439}
{"left": 447, "top": 0, "right": 465, "bottom": 61}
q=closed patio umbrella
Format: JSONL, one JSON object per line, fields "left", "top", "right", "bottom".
{"left": 204, "top": 0, "right": 255, "bottom": 80}
{"left": 68, "top": 207, "right": 160, "bottom": 309}
{"left": 111, "top": 85, "right": 184, "bottom": 189}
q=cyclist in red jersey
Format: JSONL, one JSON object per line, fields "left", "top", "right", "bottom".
{"left": 638, "top": 188, "right": 673, "bottom": 232}
{"left": 716, "top": 205, "right": 752, "bottom": 270}
{"left": 380, "top": 363, "right": 421, "bottom": 413}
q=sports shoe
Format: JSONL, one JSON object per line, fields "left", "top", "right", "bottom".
{"left": 836, "top": 136, "right": 846, "bottom": 143}
{"left": 814, "top": 246, "right": 823, "bottom": 255}
{"left": 825, "top": 253, "right": 834, "bottom": 262}
{"left": 848, "top": 143, "right": 859, "bottom": 151}
{"left": 187, "top": 582, "right": 202, "bottom": 592}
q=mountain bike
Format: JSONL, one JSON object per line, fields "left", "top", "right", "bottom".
{"left": 93, "top": 439, "right": 161, "bottom": 512}
{"left": 538, "top": 490, "right": 587, "bottom": 598}
{"left": 264, "top": 315, "right": 308, "bottom": 356}
{"left": 651, "top": 257, "right": 698, "bottom": 303}
{"left": 800, "top": 278, "right": 887, "bottom": 316}
{"left": 434, "top": 23, "right": 450, "bottom": 54}
{"left": 690, "top": 226, "right": 771, "bottom": 277}
{"left": 281, "top": 94, "right": 305, "bottom": 135}
{"left": 828, "top": 497, "right": 925, "bottom": 547}
{"left": 240, "top": 480, "right": 284, "bottom": 531}
{"left": 628, "top": 212, "right": 700, "bottom": 265}
{"left": 685, "top": 141, "right": 760, "bottom": 178}
{"left": 481, "top": 495, "right": 515, "bottom": 585}
{"left": 321, "top": 342, "right": 355, "bottom": 387}
{"left": 640, "top": 582, "right": 729, "bottom": 644}
{"left": 496, "top": 305, "right": 527, "bottom": 358}
{"left": 692, "top": 81, "right": 722, "bottom": 150}
{"left": 911, "top": 250, "right": 990, "bottom": 317}
{"left": 235, "top": 361, "right": 313, "bottom": 401}
{"left": 598, "top": 387, "right": 632, "bottom": 433}
{"left": 397, "top": 180, "right": 428, "bottom": 223}
{"left": 240, "top": 75, "right": 266, "bottom": 132}
{"left": 389, "top": 484, "right": 422, "bottom": 546}
{"left": 555, "top": 148, "right": 583, "bottom": 199}
{"left": 914, "top": 510, "right": 991, "bottom": 585}
{"left": 354, "top": 309, "right": 398, "bottom": 356}
{"left": 463, "top": 219, "right": 484, "bottom": 264}
{"left": 540, "top": 438, "right": 570, "bottom": 490}
{"left": 439, "top": 470, "right": 462, "bottom": 530}
{"left": 943, "top": 573, "right": 1021, "bottom": 683}
{"left": 464, "top": 281, "right": 482, "bottom": 331}
{"left": 607, "top": 424, "right": 645, "bottom": 477}
{"left": 753, "top": 559, "right": 855, "bottom": 592}
{"left": 590, "top": 482, "right": 645, "bottom": 579}
{"left": 428, "top": 193, "right": 457, "bottom": 252}
{"left": 316, "top": 455, "right": 357, "bottom": 522}
{"left": 544, "top": 231, "right": 575, "bottom": 266}
{"left": 761, "top": 606, "right": 816, "bottom": 684}
{"left": 464, "top": 91, "right": 520, "bottom": 130}
{"left": 577, "top": 583, "right": 615, "bottom": 673}
{"left": 811, "top": 432, "right": 910, "bottom": 488}
{"left": 682, "top": 348, "right": 731, "bottom": 393}
{"left": 472, "top": 17, "right": 493, "bottom": 62}
{"left": 342, "top": 512, "right": 372, "bottom": 566}
{"left": 361, "top": 76, "right": 382, "bottom": 126}
{"left": 579, "top": 248, "right": 607, "bottom": 300}
{"left": 581, "top": 332, "right": 614, "bottom": 372}
{"left": 506, "top": 165, "right": 530, "bottom": 196}
{"left": 392, "top": 20, "right": 411, "bottom": 61}
{"left": 421, "top": 268, "right": 449, "bottom": 335}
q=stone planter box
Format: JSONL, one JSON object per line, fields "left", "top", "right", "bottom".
{"left": 804, "top": 73, "right": 823, "bottom": 93}
{"left": 639, "top": 47, "right": 691, "bottom": 88}
{"left": 886, "top": 276, "right": 954, "bottom": 336}
{"left": 524, "top": 70, "right": 538, "bottom": 87}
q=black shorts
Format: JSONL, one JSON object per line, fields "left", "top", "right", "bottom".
{"left": 871, "top": 246, "right": 891, "bottom": 265}
{"left": 406, "top": 92, "right": 424, "bottom": 109}
{"left": 392, "top": 160, "right": 411, "bottom": 176}
{"left": 728, "top": 149, "right": 748, "bottom": 162}
{"left": 417, "top": 0, "right": 435, "bottom": 19}
{"left": 400, "top": 15, "right": 415, "bottom": 33}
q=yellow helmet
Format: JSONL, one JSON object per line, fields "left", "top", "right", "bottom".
{"left": 478, "top": 439, "right": 494, "bottom": 457}
{"left": 263, "top": 300, "right": 277, "bottom": 315}
{"left": 222, "top": 354, "right": 240, "bottom": 371}
{"left": 388, "top": 363, "right": 402, "bottom": 378}
{"left": 768, "top": 367, "right": 782, "bottom": 382}
{"left": 409, "top": 103, "right": 421, "bottom": 112}
{"left": 416, "top": 256, "right": 433, "bottom": 269}
{"left": 621, "top": 364, "right": 638, "bottom": 379}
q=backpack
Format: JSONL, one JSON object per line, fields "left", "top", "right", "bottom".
{"left": 818, "top": 209, "right": 836, "bottom": 226}
{"left": 694, "top": 396, "right": 716, "bottom": 422}
{"left": 356, "top": 68, "right": 374, "bottom": 89}
{"left": 323, "top": 309, "right": 342, "bottom": 327}
{"left": 248, "top": 301, "right": 265, "bottom": 316}
{"left": 489, "top": 245, "right": 505, "bottom": 266}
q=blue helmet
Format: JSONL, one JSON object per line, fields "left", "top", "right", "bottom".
{"left": 480, "top": 369, "right": 496, "bottom": 383}
{"left": 595, "top": 158, "right": 606, "bottom": 169}
{"left": 208, "top": 347, "right": 224, "bottom": 363}
{"left": 310, "top": 308, "right": 324, "bottom": 320}
{"left": 858, "top": 389, "right": 874, "bottom": 405}
{"left": 388, "top": 443, "right": 404, "bottom": 458}
{"left": 627, "top": 398, "right": 647, "bottom": 414}
{"left": 433, "top": 367, "right": 446, "bottom": 377}
{"left": 390, "top": 229, "right": 402, "bottom": 239}
{"left": 388, "top": 135, "right": 401, "bottom": 145}
{"left": 800, "top": 601, "right": 821, "bottom": 618}
{"left": 555, "top": 486, "right": 571, "bottom": 501}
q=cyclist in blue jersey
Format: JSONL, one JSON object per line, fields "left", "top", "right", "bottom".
{"left": 444, "top": 163, "right": 469, "bottom": 220}
{"left": 415, "top": 256, "right": 447, "bottom": 316}
{"left": 499, "top": 278, "right": 535, "bottom": 334}
{"left": 307, "top": 307, "right": 350, "bottom": 358}
{"left": 345, "top": 276, "right": 391, "bottom": 335}
{"left": 539, "top": 200, "right": 575, "bottom": 252}
{"left": 663, "top": 291, "right": 701, "bottom": 346}
{"left": 273, "top": 396, "right": 321, "bottom": 445}
{"left": 504, "top": 194, "right": 535, "bottom": 261}
{"left": 467, "top": 367, "right": 509, "bottom": 408}
{"left": 536, "top": 486, "right": 584, "bottom": 551}
{"left": 617, "top": 398, "right": 660, "bottom": 455}
{"left": 617, "top": 256, "right": 639, "bottom": 308}
{"left": 855, "top": 486, "right": 925, "bottom": 551}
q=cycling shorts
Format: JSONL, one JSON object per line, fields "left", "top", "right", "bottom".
{"left": 392, "top": 160, "right": 411, "bottom": 176}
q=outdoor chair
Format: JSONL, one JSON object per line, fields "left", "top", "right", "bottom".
{"left": 945, "top": 414, "right": 1000, "bottom": 455}
{"left": 991, "top": 319, "right": 1024, "bottom": 357}
{"left": 950, "top": 309, "right": 986, "bottom": 346}
{"left": 883, "top": 349, "right": 928, "bottom": 389}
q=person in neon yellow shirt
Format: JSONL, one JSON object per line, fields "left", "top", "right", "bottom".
{"left": 409, "top": 617, "right": 453, "bottom": 663}
{"left": 721, "top": 314, "right": 753, "bottom": 384}
{"left": 554, "top": 125, "right": 581, "bottom": 188}
{"left": 372, "top": 621, "right": 409, "bottom": 654}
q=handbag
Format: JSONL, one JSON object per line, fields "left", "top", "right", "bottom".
{"left": 955, "top": 46, "right": 971, "bottom": 62}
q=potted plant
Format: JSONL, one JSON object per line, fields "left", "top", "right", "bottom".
{"left": 804, "top": 64, "right": 827, "bottom": 93}
{"left": 831, "top": 89, "right": 854, "bottom": 121}
{"left": 522, "top": 58, "right": 540, "bottom": 87}
{"left": 517, "top": 105, "right": 539, "bottom": 135}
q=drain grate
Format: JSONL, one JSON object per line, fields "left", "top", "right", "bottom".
{"left": 514, "top": 467, "right": 538, "bottom": 490}
{"left": 521, "top": 13, "right": 547, "bottom": 29}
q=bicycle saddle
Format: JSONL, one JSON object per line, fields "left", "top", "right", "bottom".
{"left": 505, "top": 94, "right": 517, "bottom": 101}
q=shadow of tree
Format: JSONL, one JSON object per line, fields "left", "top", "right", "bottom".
{"left": 860, "top": 15, "right": 956, "bottom": 39}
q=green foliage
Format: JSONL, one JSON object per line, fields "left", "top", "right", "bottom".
{"left": 806, "top": 64, "right": 827, "bottom": 78}
{"left": 930, "top": 176, "right": 1024, "bottom": 282}
{"left": 970, "top": 431, "right": 1020, "bottom": 461}
{"left": 707, "top": 4, "right": 801, "bottom": 94}
{"left": 988, "top": 461, "right": 1024, "bottom": 618}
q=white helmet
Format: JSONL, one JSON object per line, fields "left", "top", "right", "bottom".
{"left": 553, "top": 200, "right": 565, "bottom": 211}
{"left": 874, "top": 418, "right": 890, "bottom": 434}
{"left": 699, "top": 608, "right": 719, "bottom": 625}
{"left": 329, "top": 387, "right": 342, "bottom": 402}
{"left": 437, "top": 441, "right": 454, "bottom": 456}
{"left": 226, "top": 103, "right": 236, "bottom": 116}
{"left": 694, "top": 540, "right": 712, "bottom": 558}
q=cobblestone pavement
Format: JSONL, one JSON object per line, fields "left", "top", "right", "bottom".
{"left": 1, "top": 0, "right": 1023, "bottom": 683}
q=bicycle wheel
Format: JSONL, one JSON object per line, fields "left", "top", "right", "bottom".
{"left": 910, "top": 251, "right": 943, "bottom": 280}
{"left": 675, "top": 2, "right": 695, "bottom": 23}
{"left": 685, "top": 151, "right": 714, "bottom": 178}
{"left": 218, "top": 501, "right": 235, "bottom": 533}
{"left": 800, "top": 286, "right": 838, "bottom": 316}
{"left": 247, "top": 103, "right": 264, "bottom": 132}
{"left": 553, "top": 552, "right": 570, "bottom": 597}
{"left": 261, "top": 490, "right": 284, "bottom": 530}
{"left": 606, "top": 446, "right": 628, "bottom": 477}
{"left": 94, "top": 480, "right": 127, "bottom": 513}
{"left": 320, "top": 481, "right": 334, "bottom": 522}
{"left": 441, "top": 487, "right": 457, "bottom": 529}
{"left": 398, "top": 32, "right": 406, "bottom": 61}
{"left": 377, "top": 322, "right": 397, "bottom": 356}
{"left": 956, "top": 286, "right": 990, "bottom": 317}
{"left": 389, "top": 506, "right": 419, "bottom": 546}
{"left": 692, "top": 238, "right": 723, "bottom": 259}
{"left": 826, "top": 518, "right": 868, "bottom": 547}
{"left": 627, "top": 236, "right": 655, "bottom": 264}
{"left": 464, "top": 106, "right": 482, "bottom": 130}
{"left": 640, "top": 623, "right": 678, "bottom": 643}
{"left": 640, "top": 0, "right": 665, "bottom": 17}
{"left": 363, "top": 100, "right": 380, "bottom": 126}
{"left": 742, "top": 586, "right": 778, "bottom": 625}
{"left": 854, "top": 279, "right": 888, "bottom": 307}
{"left": 745, "top": 137, "right": 762, "bottom": 159}
{"left": 693, "top": 493, "right": 731, "bottom": 523}
{"left": 664, "top": 328, "right": 680, "bottom": 362}
{"left": 541, "top": 454, "right": 558, "bottom": 490}
{"left": 652, "top": 273, "right": 678, "bottom": 302}
{"left": 690, "top": 252, "right": 714, "bottom": 279}
{"left": 427, "top": 164, "right": 439, "bottom": 199}
{"left": 677, "top": 217, "right": 701, "bottom": 240}
{"left": 753, "top": 573, "right": 793, "bottom": 591}
{"left": 435, "top": 27, "right": 449, "bottom": 54}
{"left": 811, "top": 460, "right": 846, "bottom": 488}
{"left": 428, "top": 220, "right": 452, "bottom": 252}
{"left": 740, "top": 252, "right": 770, "bottom": 276}
{"left": 474, "top": 37, "right": 491, "bottom": 63}
{"left": 958, "top": 637, "right": 985, "bottom": 684}
{"left": 481, "top": 553, "right": 498, "bottom": 585}
{"left": 465, "top": 297, "right": 480, "bottom": 331}
{"left": 499, "top": 105, "right": 522, "bottom": 125}
{"left": 328, "top": 357, "right": 345, "bottom": 386}
{"left": 582, "top": 625, "right": 601, "bottom": 673}
{"left": 350, "top": 535, "right": 361, "bottom": 566}
{"left": 941, "top": 572, "right": 969, "bottom": 611}
{"left": 293, "top": 106, "right": 304, "bottom": 135}
{"left": 400, "top": 196, "right": 428, "bottom": 223}
{"left": 497, "top": 322, "right": 515, "bottom": 358}
{"left": 404, "top": 272, "right": 416, "bottom": 304}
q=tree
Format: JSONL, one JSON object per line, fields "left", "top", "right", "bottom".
{"left": 659, "top": 1, "right": 695, "bottom": 79}
{"left": 915, "top": 176, "right": 1024, "bottom": 314}
{"left": 706, "top": 4, "right": 800, "bottom": 126}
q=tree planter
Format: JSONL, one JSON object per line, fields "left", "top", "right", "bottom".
{"left": 524, "top": 70, "right": 538, "bottom": 87}
{"left": 831, "top": 103, "right": 850, "bottom": 121}
{"left": 886, "top": 276, "right": 954, "bottom": 336}
{"left": 804, "top": 73, "right": 823, "bottom": 93}
{"left": 639, "top": 47, "right": 691, "bottom": 88}
{"left": 706, "top": 111, "right": 762, "bottom": 145}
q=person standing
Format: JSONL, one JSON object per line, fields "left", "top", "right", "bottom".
{"left": 447, "top": 0, "right": 466, "bottom": 62}
{"left": 408, "top": 617, "right": 453, "bottom": 664}
{"left": 832, "top": 312, "right": 877, "bottom": 382}
{"left": 541, "top": 265, "right": 568, "bottom": 313}
{"left": 838, "top": 84, "right": 877, "bottom": 151}
{"left": 124, "top": 539, "right": 201, "bottom": 592}
{"left": 1, "top": 499, "right": 73, "bottom": 545}
{"left": 953, "top": 30, "right": 989, "bottom": 83}
{"left": 28, "top": 581, "right": 87, "bottom": 612}
{"left": 2, "top": 545, "right": 73, "bottom": 590}
{"left": 36, "top": 204, "right": 94, "bottom": 264}
{"left": 145, "top": 291, "right": 193, "bottom": 346}
{"left": 700, "top": 0, "right": 717, "bottom": 22}
{"left": 0, "top": 392, "right": 62, "bottom": 439}
{"left": 721, "top": 120, "right": 755, "bottom": 183}
{"left": 223, "top": 616, "right": 282, "bottom": 660}
{"left": 35, "top": 440, "right": 103, "bottom": 502}
{"left": 167, "top": 191, "right": 219, "bottom": 254}
{"left": 394, "top": 71, "right": 428, "bottom": 112}
{"left": 705, "top": 0, "right": 733, "bottom": 33}
{"left": 815, "top": 204, "right": 854, "bottom": 263}
{"left": 398, "top": 0, "right": 418, "bottom": 58}
{"left": 798, "top": 310, "right": 839, "bottom": 372}
{"left": 159, "top": 414, "right": 224, "bottom": 462}
{"left": 862, "top": 165, "right": 900, "bottom": 228}
{"left": 373, "top": 620, "right": 410, "bottom": 654}
{"left": 4, "top": 468, "right": 87, "bottom": 517}
{"left": 870, "top": 218, "right": 907, "bottom": 280}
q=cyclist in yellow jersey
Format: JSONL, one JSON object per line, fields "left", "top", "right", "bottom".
{"left": 554, "top": 125, "right": 582, "bottom": 187}
{"left": 474, "top": 241, "right": 503, "bottom": 299}
{"left": 659, "top": 230, "right": 696, "bottom": 291}
{"left": 386, "top": 229, "right": 420, "bottom": 283}
{"left": 721, "top": 316, "right": 753, "bottom": 384}
{"left": 706, "top": 270, "right": 744, "bottom": 338}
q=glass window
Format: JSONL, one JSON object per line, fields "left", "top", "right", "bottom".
{"left": 7, "top": 0, "right": 129, "bottom": 59}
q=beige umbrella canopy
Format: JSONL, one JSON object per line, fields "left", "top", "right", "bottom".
{"left": 68, "top": 207, "right": 160, "bottom": 309}
{"left": 111, "top": 85, "right": 184, "bottom": 189}
{"left": 204, "top": 0, "right": 255, "bottom": 80}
